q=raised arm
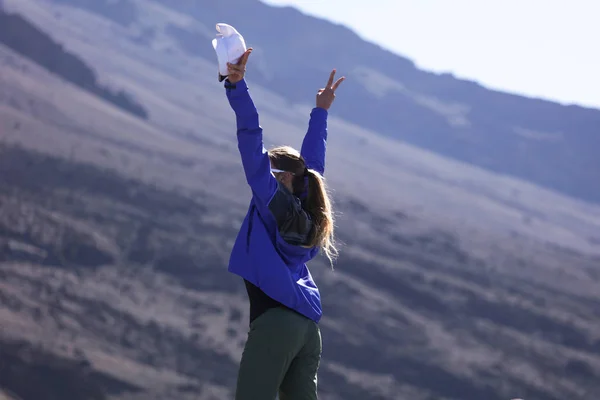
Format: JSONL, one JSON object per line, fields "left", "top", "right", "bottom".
{"left": 225, "top": 49, "right": 278, "bottom": 205}
{"left": 300, "top": 69, "right": 345, "bottom": 176}
{"left": 300, "top": 108, "right": 328, "bottom": 176}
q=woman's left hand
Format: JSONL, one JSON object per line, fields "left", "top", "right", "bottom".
{"left": 316, "top": 69, "right": 345, "bottom": 110}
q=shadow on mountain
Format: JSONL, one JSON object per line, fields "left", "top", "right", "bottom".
{"left": 0, "top": 338, "right": 141, "bottom": 400}
{"left": 0, "top": 10, "right": 147, "bottom": 119}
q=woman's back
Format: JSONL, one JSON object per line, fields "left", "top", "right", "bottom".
{"left": 244, "top": 181, "right": 315, "bottom": 323}
{"left": 225, "top": 77, "right": 331, "bottom": 324}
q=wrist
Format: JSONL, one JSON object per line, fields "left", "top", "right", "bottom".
{"left": 225, "top": 78, "right": 248, "bottom": 92}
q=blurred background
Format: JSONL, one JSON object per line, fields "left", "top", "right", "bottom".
{"left": 1, "top": 1, "right": 599, "bottom": 399}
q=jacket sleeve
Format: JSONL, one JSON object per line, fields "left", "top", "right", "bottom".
{"left": 225, "top": 79, "right": 278, "bottom": 204}
{"left": 300, "top": 107, "right": 328, "bottom": 176}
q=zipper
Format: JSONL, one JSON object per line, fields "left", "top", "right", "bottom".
{"left": 246, "top": 205, "right": 255, "bottom": 253}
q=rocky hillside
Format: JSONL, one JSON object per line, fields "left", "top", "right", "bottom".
{"left": 2, "top": 143, "right": 600, "bottom": 400}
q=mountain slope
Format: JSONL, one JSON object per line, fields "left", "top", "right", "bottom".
{"left": 56, "top": 0, "right": 600, "bottom": 204}
{"left": 2, "top": 139, "right": 600, "bottom": 400}
{"left": 0, "top": 10, "right": 148, "bottom": 119}
{"left": 4, "top": 0, "right": 600, "bottom": 256}
{"left": 177, "top": 0, "right": 600, "bottom": 204}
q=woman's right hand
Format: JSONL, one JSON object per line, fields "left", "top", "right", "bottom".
{"left": 227, "top": 48, "right": 253, "bottom": 84}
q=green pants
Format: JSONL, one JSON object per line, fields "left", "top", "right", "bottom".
{"left": 235, "top": 307, "right": 322, "bottom": 400}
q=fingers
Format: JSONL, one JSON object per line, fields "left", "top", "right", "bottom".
{"left": 227, "top": 63, "right": 245, "bottom": 74}
{"left": 326, "top": 69, "right": 336, "bottom": 88}
{"left": 332, "top": 76, "right": 346, "bottom": 91}
{"left": 325, "top": 69, "right": 346, "bottom": 91}
{"left": 239, "top": 48, "right": 253, "bottom": 66}
{"left": 227, "top": 49, "right": 252, "bottom": 76}
{"left": 318, "top": 69, "right": 345, "bottom": 97}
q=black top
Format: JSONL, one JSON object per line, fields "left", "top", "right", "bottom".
{"left": 244, "top": 279, "right": 292, "bottom": 323}
{"left": 244, "top": 182, "right": 314, "bottom": 324}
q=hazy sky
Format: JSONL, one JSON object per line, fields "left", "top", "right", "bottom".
{"left": 262, "top": 0, "right": 599, "bottom": 109}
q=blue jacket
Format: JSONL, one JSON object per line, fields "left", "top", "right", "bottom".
{"left": 225, "top": 78, "right": 329, "bottom": 323}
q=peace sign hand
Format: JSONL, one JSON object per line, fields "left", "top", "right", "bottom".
{"left": 316, "top": 69, "right": 345, "bottom": 111}
{"left": 227, "top": 48, "right": 253, "bottom": 84}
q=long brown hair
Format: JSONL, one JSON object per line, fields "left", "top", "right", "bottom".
{"left": 268, "top": 146, "right": 338, "bottom": 266}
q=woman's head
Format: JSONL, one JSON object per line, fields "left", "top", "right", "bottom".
{"left": 268, "top": 146, "right": 338, "bottom": 266}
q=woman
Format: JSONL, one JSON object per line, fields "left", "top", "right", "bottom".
{"left": 223, "top": 48, "right": 345, "bottom": 400}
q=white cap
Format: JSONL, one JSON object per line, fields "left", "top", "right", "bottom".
{"left": 212, "top": 23, "right": 247, "bottom": 79}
